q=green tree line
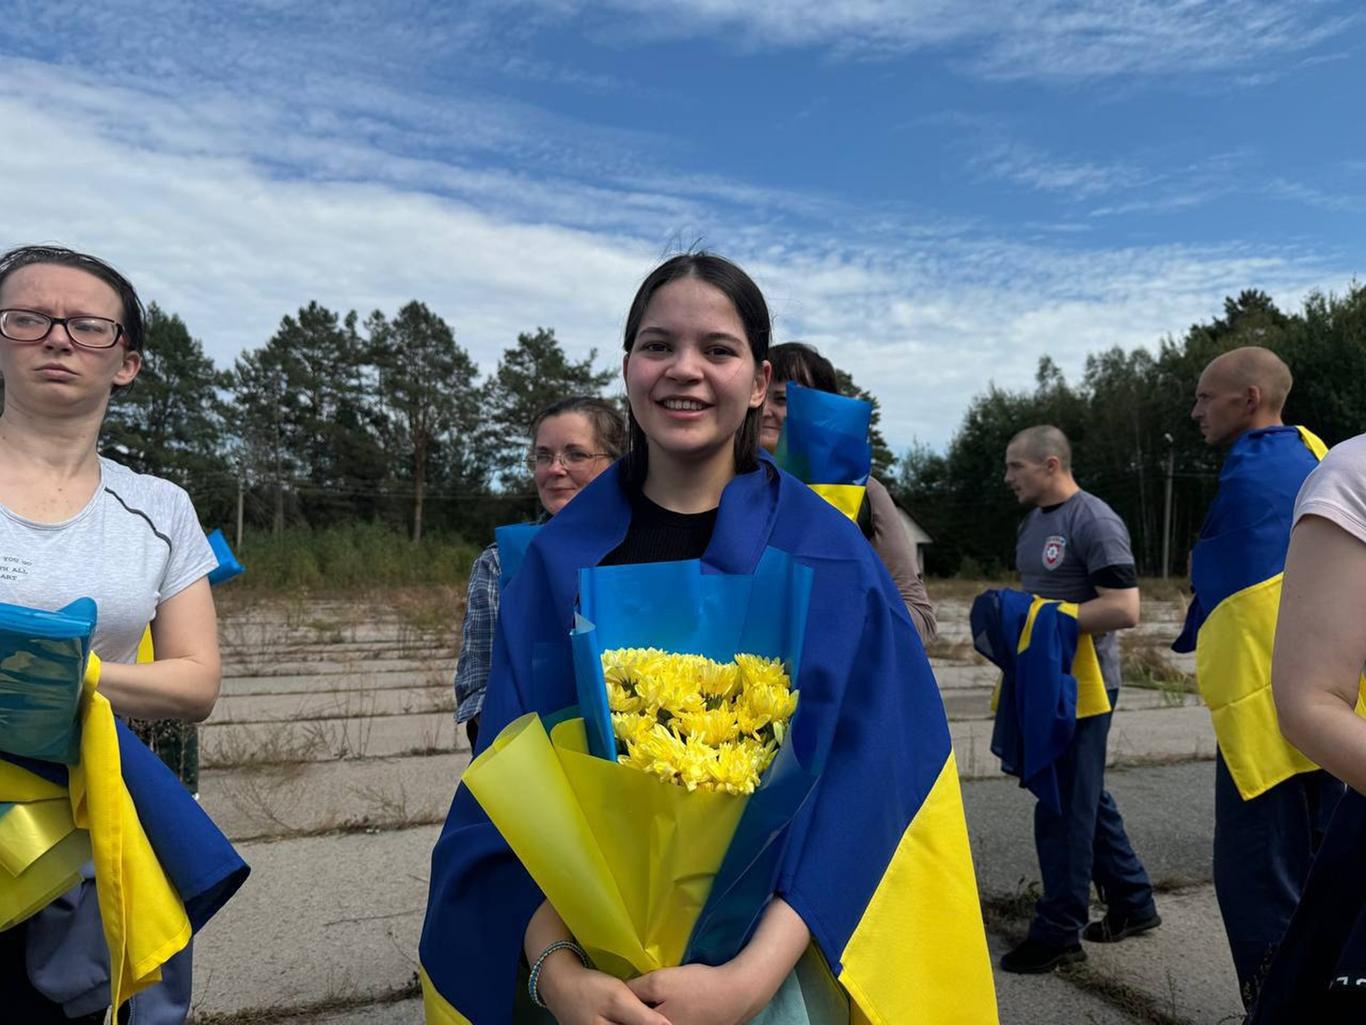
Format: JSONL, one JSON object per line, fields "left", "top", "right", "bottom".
{"left": 99, "top": 300, "right": 894, "bottom": 548}
{"left": 893, "top": 284, "right": 1366, "bottom": 577}
{"left": 101, "top": 303, "right": 613, "bottom": 543}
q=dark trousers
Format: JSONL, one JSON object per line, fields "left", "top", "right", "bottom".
{"left": 0, "top": 921, "right": 105, "bottom": 1025}
{"left": 1028, "top": 699, "right": 1156, "bottom": 946}
{"left": 1250, "top": 787, "right": 1366, "bottom": 1024}
{"left": 1214, "top": 749, "right": 1343, "bottom": 1007}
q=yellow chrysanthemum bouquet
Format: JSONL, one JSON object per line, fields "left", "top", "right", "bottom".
{"left": 604, "top": 648, "right": 797, "bottom": 796}
{"left": 462, "top": 548, "right": 817, "bottom": 979}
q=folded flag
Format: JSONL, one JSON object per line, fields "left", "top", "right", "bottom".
{"left": 0, "top": 598, "right": 95, "bottom": 764}
{"left": 1172, "top": 425, "right": 1340, "bottom": 800}
{"left": 774, "top": 383, "right": 872, "bottom": 521}
{"left": 1, "top": 655, "right": 248, "bottom": 1010}
{"left": 972, "top": 588, "right": 1110, "bottom": 814}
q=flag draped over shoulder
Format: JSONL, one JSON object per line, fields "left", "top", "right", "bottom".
{"left": 420, "top": 454, "right": 997, "bottom": 1025}
{"left": 971, "top": 589, "right": 1109, "bottom": 814}
{"left": 1172, "top": 425, "right": 1326, "bottom": 800}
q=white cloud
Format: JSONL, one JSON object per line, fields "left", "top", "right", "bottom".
{"left": 557, "top": 0, "right": 1357, "bottom": 81}
{"left": 0, "top": 62, "right": 1354, "bottom": 454}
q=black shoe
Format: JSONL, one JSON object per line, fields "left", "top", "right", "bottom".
{"left": 1083, "top": 910, "right": 1162, "bottom": 943}
{"left": 999, "top": 938, "right": 1087, "bottom": 974}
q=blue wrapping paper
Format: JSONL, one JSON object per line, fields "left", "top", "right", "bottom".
{"left": 0, "top": 598, "right": 96, "bottom": 764}
{"left": 205, "top": 529, "right": 245, "bottom": 586}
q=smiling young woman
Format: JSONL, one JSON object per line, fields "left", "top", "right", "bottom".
{"left": 420, "top": 252, "right": 996, "bottom": 1025}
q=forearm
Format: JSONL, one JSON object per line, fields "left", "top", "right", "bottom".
{"left": 1279, "top": 690, "right": 1366, "bottom": 792}
{"left": 722, "top": 898, "right": 810, "bottom": 1019}
{"left": 1273, "top": 516, "right": 1366, "bottom": 791}
{"left": 96, "top": 655, "right": 220, "bottom": 721}
{"left": 1075, "top": 587, "right": 1139, "bottom": 634}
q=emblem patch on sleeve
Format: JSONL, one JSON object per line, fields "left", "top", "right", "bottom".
{"left": 1042, "top": 535, "right": 1066, "bottom": 570}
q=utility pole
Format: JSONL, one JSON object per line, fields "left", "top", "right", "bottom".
{"left": 235, "top": 469, "right": 245, "bottom": 552}
{"left": 1161, "top": 433, "right": 1175, "bottom": 579}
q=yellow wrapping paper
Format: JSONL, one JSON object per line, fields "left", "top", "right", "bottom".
{"left": 462, "top": 713, "right": 747, "bottom": 979}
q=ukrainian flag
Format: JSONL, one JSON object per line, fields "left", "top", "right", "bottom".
{"left": 1173, "top": 425, "right": 1328, "bottom": 800}
{"left": 775, "top": 383, "right": 872, "bottom": 522}
{"left": 972, "top": 589, "right": 1110, "bottom": 814}
{"left": 420, "top": 456, "right": 997, "bottom": 1023}
{"left": 2, "top": 643, "right": 247, "bottom": 1010}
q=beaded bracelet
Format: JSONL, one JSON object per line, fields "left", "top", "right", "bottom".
{"left": 528, "top": 939, "right": 592, "bottom": 1009}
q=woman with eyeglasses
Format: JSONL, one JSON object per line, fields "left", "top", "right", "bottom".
{"left": 0, "top": 245, "right": 224, "bottom": 1022}
{"left": 454, "top": 396, "right": 625, "bottom": 749}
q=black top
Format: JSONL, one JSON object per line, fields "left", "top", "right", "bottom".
{"left": 599, "top": 484, "right": 718, "bottom": 565}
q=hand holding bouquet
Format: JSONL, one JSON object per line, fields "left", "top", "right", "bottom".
{"left": 461, "top": 548, "right": 817, "bottom": 979}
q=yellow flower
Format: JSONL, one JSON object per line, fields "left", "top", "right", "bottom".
{"left": 605, "top": 676, "right": 644, "bottom": 714}
{"left": 612, "top": 711, "right": 655, "bottom": 749}
{"left": 603, "top": 647, "right": 797, "bottom": 793}
{"left": 672, "top": 706, "right": 741, "bottom": 746}
{"left": 622, "top": 723, "right": 688, "bottom": 785}
{"left": 736, "top": 681, "right": 798, "bottom": 735}
{"left": 705, "top": 740, "right": 769, "bottom": 795}
{"left": 698, "top": 659, "right": 741, "bottom": 700}
{"left": 735, "top": 653, "right": 789, "bottom": 690}
{"left": 633, "top": 661, "right": 704, "bottom": 717}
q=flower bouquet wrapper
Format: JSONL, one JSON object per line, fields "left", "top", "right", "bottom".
{"left": 463, "top": 547, "right": 821, "bottom": 979}
{"left": 774, "top": 383, "right": 872, "bottom": 521}
{"left": 0, "top": 598, "right": 96, "bottom": 765}
{"left": 205, "top": 529, "right": 245, "bottom": 587}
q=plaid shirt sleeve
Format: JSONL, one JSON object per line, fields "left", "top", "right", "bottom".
{"left": 454, "top": 544, "right": 501, "bottom": 723}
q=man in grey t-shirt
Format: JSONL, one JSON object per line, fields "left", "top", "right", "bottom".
{"left": 998, "top": 425, "right": 1159, "bottom": 974}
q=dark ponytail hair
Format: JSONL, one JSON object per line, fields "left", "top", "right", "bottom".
{"left": 620, "top": 253, "right": 770, "bottom": 483}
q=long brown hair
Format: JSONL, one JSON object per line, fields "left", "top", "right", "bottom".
{"left": 620, "top": 253, "right": 771, "bottom": 483}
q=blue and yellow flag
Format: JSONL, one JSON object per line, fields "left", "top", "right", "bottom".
{"left": 1173, "top": 425, "right": 1327, "bottom": 800}
{"left": 420, "top": 454, "right": 997, "bottom": 1024}
{"left": 972, "top": 589, "right": 1110, "bottom": 814}
{"left": 775, "top": 383, "right": 872, "bottom": 521}
{"left": 2, "top": 648, "right": 248, "bottom": 1009}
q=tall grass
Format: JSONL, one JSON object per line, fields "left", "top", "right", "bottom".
{"left": 224, "top": 522, "right": 481, "bottom": 594}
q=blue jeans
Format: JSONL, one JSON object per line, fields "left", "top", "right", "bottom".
{"left": 1214, "top": 749, "right": 1343, "bottom": 1007}
{"left": 1028, "top": 697, "right": 1156, "bottom": 946}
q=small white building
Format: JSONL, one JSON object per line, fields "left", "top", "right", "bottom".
{"left": 895, "top": 506, "right": 934, "bottom": 574}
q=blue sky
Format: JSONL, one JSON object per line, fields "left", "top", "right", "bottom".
{"left": 2, "top": 1, "right": 1363, "bottom": 451}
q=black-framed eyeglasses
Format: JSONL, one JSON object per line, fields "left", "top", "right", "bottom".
{"left": 0, "top": 309, "right": 125, "bottom": 349}
{"left": 527, "top": 448, "right": 612, "bottom": 471}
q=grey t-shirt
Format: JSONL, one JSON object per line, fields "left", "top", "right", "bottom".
{"left": 1016, "top": 489, "right": 1136, "bottom": 691}
{"left": 0, "top": 457, "right": 217, "bottom": 664}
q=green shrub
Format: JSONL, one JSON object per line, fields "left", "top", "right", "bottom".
{"left": 227, "top": 523, "right": 480, "bottom": 593}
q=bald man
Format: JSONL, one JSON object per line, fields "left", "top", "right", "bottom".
{"left": 998, "top": 426, "right": 1159, "bottom": 974}
{"left": 1179, "top": 346, "right": 1343, "bottom": 1007}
